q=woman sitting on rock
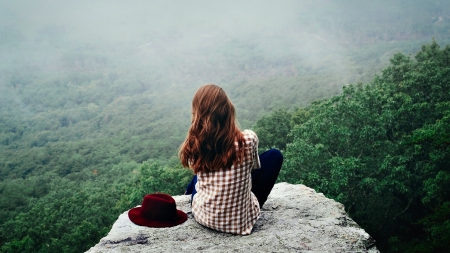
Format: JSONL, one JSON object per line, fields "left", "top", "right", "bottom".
{"left": 179, "top": 84, "right": 283, "bottom": 235}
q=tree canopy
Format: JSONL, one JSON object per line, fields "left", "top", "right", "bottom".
{"left": 263, "top": 40, "right": 450, "bottom": 252}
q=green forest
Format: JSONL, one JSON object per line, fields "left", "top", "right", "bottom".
{"left": 1, "top": 0, "right": 450, "bottom": 252}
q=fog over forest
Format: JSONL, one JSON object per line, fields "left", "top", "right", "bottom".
{"left": 1, "top": 1, "right": 450, "bottom": 252}
{"left": 2, "top": 0, "right": 448, "bottom": 124}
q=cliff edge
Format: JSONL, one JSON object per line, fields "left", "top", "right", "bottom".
{"left": 86, "top": 182, "right": 379, "bottom": 252}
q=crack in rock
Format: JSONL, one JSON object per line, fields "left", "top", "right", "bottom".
{"left": 103, "top": 234, "right": 149, "bottom": 246}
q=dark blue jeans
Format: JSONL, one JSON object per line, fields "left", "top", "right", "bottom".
{"left": 185, "top": 148, "right": 283, "bottom": 208}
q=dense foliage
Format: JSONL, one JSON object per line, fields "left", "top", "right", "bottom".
{"left": 0, "top": 160, "right": 191, "bottom": 253}
{"left": 257, "top": 41, "right": 449, "bottom": 252}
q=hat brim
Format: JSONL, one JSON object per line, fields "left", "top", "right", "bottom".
{"left": 128, "top": 206, "right": 188, "bottom": 228}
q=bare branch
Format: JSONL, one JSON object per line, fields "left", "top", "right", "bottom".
{"left": 392, "top": 197, "right": 413, "bottom": 220}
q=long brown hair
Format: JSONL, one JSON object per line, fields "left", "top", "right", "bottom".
{"left": 179, "top": 84, "right": 245, "bottom": 173}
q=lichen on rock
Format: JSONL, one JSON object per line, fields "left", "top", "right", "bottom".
{"left": 86, "top": 183, "right": 379, "bottom": 252}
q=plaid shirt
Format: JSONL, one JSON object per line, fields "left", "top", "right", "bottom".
{"left": 192, "top": 129, "right": 261, "bottom": 235}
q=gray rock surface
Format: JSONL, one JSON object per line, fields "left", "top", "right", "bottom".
{"left": 86, "top": 183, "right": 379, "bottom": 252}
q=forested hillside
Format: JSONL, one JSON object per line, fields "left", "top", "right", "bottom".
{"left": 1, "top": 0, "right": 450, "bottom": 252}
{"left": 255, "top": 41, "right": 450, "bottom": 252}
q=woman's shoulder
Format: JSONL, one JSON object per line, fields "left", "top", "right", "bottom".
{"left": 242, "top": 129, "right": 258, "bottom": 142}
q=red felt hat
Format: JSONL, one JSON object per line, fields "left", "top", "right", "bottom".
{"left": 128, "top": 193, "right": 187, "bottom": 227}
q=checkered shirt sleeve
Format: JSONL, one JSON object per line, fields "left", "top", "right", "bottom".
{"left": 191, "top": 129, "right": 261, "bottom": 235}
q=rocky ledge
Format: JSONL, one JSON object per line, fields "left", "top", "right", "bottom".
{"left": 86, "top": 182, "right": 379, "bottom": 252}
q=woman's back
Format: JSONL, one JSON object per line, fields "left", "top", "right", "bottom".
{"left": 192, "top": 129, "right": 260, "bottom": 235}
{"left": 181, "top": 84, "right": 282, "bottom": 235}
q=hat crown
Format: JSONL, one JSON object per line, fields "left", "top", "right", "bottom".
{"left": 128, "top": 193, "right": 187, "bottom": 227}
{"left": 140, "top": 194, "right": 177, "bottom": 221}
